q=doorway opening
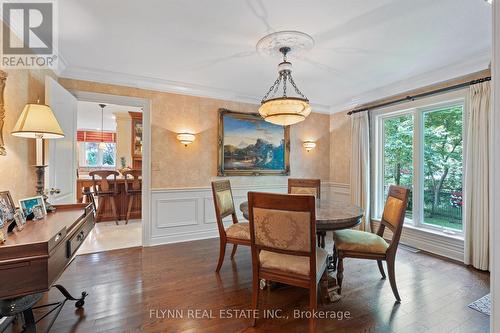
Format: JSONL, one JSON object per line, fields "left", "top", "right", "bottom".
{"left": 45, "top": 77, "right": 151, "bottom": 254}
{"left": 76, "top": 101, "right": 143, "bottom": 254}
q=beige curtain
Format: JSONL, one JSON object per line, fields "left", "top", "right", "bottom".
{"left": 350, "top": 112, "right": 370, "bottom": 231}
{"left": 464, "top": 81, "right": 491, "bottom": 270}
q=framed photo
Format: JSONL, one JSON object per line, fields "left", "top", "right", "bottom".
{"left": 217, "top": 109, "right": 290, "bottom": 176}
{"left": 0, "top": 191, "right": 15, "bottom": 226}
{"left": 13, "top": 210, "right": 25, "bottom": 231}
{"left": 19, "top": 196, "right": 46, "bottom": 218}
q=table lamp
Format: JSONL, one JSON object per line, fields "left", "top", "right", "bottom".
{"left": 11, "top": 103, "right": 65, "bottom": 211}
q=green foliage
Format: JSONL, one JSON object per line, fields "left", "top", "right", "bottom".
{"left": 383, "top": 114, "right": 414, "bottom": 188}
{"left": 102, "top": 143, "right": 116, "bottom": 166}
{"left": 383, "top": 106, "right": 463, "bottom": 229}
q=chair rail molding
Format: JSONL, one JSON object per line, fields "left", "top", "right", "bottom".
{"left": 149, "top": 182, "right": 351, "bottom": 246}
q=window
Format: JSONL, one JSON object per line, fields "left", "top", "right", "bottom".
{"left": 79, "top": 142, "right": 116, "bottom": 167}
{"left": 382, "top": 114, "right": 414, "bottom": 219}
{"left": 374, "top": 97, "right": 464, "bottom": 235}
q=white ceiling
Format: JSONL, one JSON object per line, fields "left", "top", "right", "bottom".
{"left": 58, "top": 0, "right": 492, "bottom": 113}
{"left": 77, "top": 101, "right": 141, "bottom": 131}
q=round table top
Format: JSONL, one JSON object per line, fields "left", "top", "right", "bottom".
{"left": 239, "top": 194, "right": 364, "bottom": 231}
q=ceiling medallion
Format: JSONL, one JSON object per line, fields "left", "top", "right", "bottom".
{"left": 257, "top": 31, "right": 313, "bottom": 126}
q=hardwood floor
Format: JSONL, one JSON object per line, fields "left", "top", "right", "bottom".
{"left": 7, "top": 238, "right": 490, "bottom": 333}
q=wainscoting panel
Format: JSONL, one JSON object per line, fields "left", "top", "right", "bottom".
{"left": 149, "top": 182, "right": 350, "bottom": 246}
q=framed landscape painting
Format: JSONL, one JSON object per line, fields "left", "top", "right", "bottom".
{"left": 217, "top": 109, "right": 290, "bottom": 176}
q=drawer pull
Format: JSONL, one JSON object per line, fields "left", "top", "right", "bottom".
{"left": 76, "top": 231, "right": 85, "bottom": 242}
{"left": 54, "top": 233, "right": 62, "bottom": 243}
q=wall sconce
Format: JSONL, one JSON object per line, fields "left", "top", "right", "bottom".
{"left": 177, "top": 133, "right": 195, "bottom": 147}
{"left": 303, "top": 141, "right": 316, "bottom": 152}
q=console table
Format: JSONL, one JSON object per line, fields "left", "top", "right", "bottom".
{"left": 0, "top": 203, "right": 95, "bottom": 332}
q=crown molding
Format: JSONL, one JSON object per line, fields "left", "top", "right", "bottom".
{"left": 58, "top": 65, "right": 332, "bottom": 114}
{"left": 329, "top": 50, "right": 491, "bottom": 114}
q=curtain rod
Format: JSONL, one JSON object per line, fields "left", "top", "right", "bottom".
{"left": 347, "top": 76, "right": 491, "bottom": 115}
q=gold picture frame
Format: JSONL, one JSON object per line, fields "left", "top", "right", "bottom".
{"left": 217, "top": 109, "right": 290, "bottom": 176}
{"left": 0, "top": 70, "right": 7, "bottom": 156}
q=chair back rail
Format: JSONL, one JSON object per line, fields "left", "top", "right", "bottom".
{"left": 211, "top": 180, "right": 238, "bottom": 237}
{"left": 89, "top": 170, "right": 120, "bottom": 195}
{"left": 376, "top": 185, "right": 410, "bottom": 253}
{"left": 122, "top": 169, "right": 142, "bottom": 194}
{"left": 287, "top": 178, "right": 321, "bottom": 199}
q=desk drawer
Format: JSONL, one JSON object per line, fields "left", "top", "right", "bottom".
{"left": 66, "top": 213, "right": 94, "bottom": 258}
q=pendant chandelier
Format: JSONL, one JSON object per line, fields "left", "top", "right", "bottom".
{"left": 258, "top": 46, "right": 311, "bottom": 126}
{"left": 98, "top": 103, "right": 106, "bottom": 150}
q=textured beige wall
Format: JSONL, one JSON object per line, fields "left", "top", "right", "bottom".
{"left": 329, "top": 111, "right": 351, "bottom": 185}
{"left": 59, "top": 78, "right": 331, "bottom": 189}
{"left": 114, "top": 113, "right": 132, "bottom": 168}
{"left": 0, "top": 69, "right": 54, "bottom": 202}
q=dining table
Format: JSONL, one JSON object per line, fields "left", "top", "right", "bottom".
{"left": 239, "top": 193, "right": 364, "bottom": 302}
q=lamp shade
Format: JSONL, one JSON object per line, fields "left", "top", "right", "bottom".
{"left": 11, "top": 104, "right": 64, "bottom": 139}
{"left": 258, "top": 98, "right": 312, "bottom": 126}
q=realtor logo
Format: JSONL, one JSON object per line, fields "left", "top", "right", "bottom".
{"left": 1, "top": 0, "right": 58, "bottom": 69}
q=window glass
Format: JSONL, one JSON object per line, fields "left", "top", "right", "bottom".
{"left": 423, "top": 106, "right": 463, "bottom": 230}
{"left": 79, "top": 142, "right": 116, "bottom": 167}
{"left": 85, "top": 142, "right": 98, "bottom": 166}
{"left": 383, "top": 114, "right": 414, "bottom": 220}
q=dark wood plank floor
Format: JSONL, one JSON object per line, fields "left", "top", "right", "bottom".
{"left": 8, "top": 238, "right": 490, "bottom": 333}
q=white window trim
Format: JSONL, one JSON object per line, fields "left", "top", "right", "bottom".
{"left": 371, "top": 88, "right": 469, "bottom": 241}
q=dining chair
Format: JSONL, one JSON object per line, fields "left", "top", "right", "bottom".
{"left": 332, "top": 185, "right": 410, "bottom": 302}
{"left": 122, "top": 169, "right": 141, "bottom": 224}
{"left": 89, "top": 170, "right": 120, "bottom": 225}
{"left": 248, "top": 192, "right": 328, "bottom": 333}
{"left": 288, "top": 178, "right": 321, "bottom": 198}
{"left": 211, "top": 180, "right": 250, "bottom": 272}
{"left": 287, "top": 178, "right": 326, "bottom": 247}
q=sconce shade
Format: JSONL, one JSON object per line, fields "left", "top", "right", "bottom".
{"left": 303, "top": 141, "right": 316, "bottom": 152}
{"left": 11, "top": 104, "right": 64, "bottom": 139}
{"left": 177, "top": 133, "right": 195, "bottom": 146}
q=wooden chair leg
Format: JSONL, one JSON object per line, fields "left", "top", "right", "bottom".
{"left": 337, "top": 257, "right": 344, "bottom": 295}
{"left": 251, "top": 271, "right": 260, "bottom": 327}
{"left": 377, "top": 260, "right": 386, "bottom": 279}
{"left": 309, "top": 282, "right": 318, "bottom": 333}
{"left": 126, "top": 194, "right": 134, "bottom": 224}
{"left": 387, "top": 256, "right": 401, "bottom": 302}
{"left": 95, "top": 195, "right": 104, "bottom": 222}
{"left": 110, "top": 196, "right": 119, "bottom": 225}
{"left": 215, "top": 240, "right": 226, "bottom": 272}
{"left": 319, "top": 270, "right": 329, "bottom": 304}
{"left": 230, "top": 244, "right": 238, "bottom": 259}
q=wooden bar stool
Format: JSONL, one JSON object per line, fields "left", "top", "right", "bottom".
{"left": 89, "top": 170, "right": 120, "bottom": 225}
{"left": 122, "top": 169, "right": 141, "bottom": 224}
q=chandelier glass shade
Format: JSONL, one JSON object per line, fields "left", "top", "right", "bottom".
{"left": 258, "top": 47, "right": 311, "bottom": 126}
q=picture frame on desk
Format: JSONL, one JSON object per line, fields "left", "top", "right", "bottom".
{"left": 13, "top": 209, "right": 26, "bottom": 231}
{"left": 19, "top": 196, "right": 46, "bottom": 219}
{"left": 0, "top": 190, "right": 15, "bottom": 227}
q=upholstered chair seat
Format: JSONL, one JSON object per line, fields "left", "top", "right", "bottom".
{"left": 259, "top": 247, "right": 328, "bottom": 282}
{"left": 333, "top": 230, "right": 389, "bottom": 254}
{"left": 225, "top": 222, "right": 250, "bottom": 240}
